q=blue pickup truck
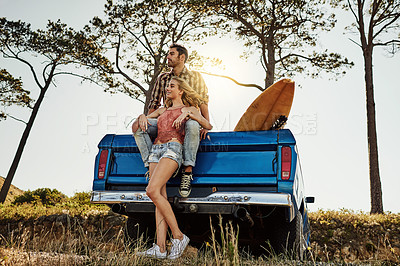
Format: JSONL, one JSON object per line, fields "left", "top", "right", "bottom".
{"left": 91, "top": 129, "right": 314, "bottom": 257}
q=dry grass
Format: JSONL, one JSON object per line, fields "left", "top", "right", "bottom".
{"left": 309, "top": 209, "right": 400, "bottom": 264}
{"left": 0, "top": 203, "right": 399, "bottom": 265}
{"left": 0, "top": 177, "right": 24, "bottom": 204}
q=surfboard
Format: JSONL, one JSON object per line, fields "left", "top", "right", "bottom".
{"left": 234, "top": 79, "right": 295, "bottom": 131}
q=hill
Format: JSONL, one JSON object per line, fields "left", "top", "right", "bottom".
{"left": 0, "top": 176, "right": 24, "bottom": 204}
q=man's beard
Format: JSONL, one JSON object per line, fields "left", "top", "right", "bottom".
{"left": 168, "top": 60, "right": 177, "bottom": 68}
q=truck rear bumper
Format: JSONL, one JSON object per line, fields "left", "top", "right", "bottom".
{"left": 91, "top": 190, "right": 293, "bottom": 207}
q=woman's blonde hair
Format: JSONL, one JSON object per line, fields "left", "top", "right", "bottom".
{"left": 165, "top": 76, "right": 206, "bottom": 108}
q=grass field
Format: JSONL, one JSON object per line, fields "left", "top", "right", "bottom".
{"left": 0, "top": 190, "right": 399, "bottom": 265}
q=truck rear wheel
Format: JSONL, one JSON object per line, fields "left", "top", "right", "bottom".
{"left": 124, "top": 215, "right": 156, "bottom": 250}
{"left": 272, "top": 210, "right": 306, "bottom": 259}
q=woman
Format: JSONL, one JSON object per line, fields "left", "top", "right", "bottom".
{"left": 132, "top": 76, "right": 212, "bottom": 259}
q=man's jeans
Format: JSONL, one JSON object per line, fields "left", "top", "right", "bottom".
{"left": 134, "top": 118, "right": 201, "bottom": 168}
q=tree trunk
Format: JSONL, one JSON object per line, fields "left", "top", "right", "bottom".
{"left": 265, "top": 62, "right": 275, "bottom": 89}
{"left": 363, "top": 47, "right": 383, "bottom": 214}
{"left": 143, "top": 89, "right": 152, "bottom": 115}
{"left": 143, "top": 77, "right": 158, "bottom": 114}
{"left": 0, "top": 87, "right": 48, "bottom": 203}
{"left": 264, "top": 34, "right": 276, "bottom": 89}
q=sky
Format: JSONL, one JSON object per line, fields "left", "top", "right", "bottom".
{"left": 1, "top": 0, "right": 399, "bottom": 213}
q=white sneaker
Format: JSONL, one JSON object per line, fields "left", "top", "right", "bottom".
{"left": 136, "top": 243, "right": 167, "bottom": 259}
{"left": 167, "top": 234, "right": 190, "bottom": 259}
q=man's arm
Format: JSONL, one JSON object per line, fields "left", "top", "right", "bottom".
{"left": 147, "top": 108, "right": 156, "bottom": 115}
{"left": 195, "top": 71, "right": 210, "bottom": 140}
{"left": 196, "top": 72, "right": 209, "bottom": 106}
{"left": 199, "top": 103, "right": 209, "bottom": 122}
{"left": 199, "top": 103, "right": 210, "bottom": 140}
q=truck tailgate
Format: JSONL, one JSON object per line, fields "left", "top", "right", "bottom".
{"left": 104, "top": 130, "right": 295, "bottom": 187}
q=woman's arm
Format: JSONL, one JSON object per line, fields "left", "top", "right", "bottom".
{"left": 132, "top": 108, "right": 164, "bottom": 133}
{"left": 173, "top": 106, "right": 212, "bottom": 130}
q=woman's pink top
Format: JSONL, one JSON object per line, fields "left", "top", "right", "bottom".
{"left": 154, "top": 107, "right": 186, "bottom": 144}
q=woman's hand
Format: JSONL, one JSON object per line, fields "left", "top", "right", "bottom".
{"left": 138, "top": 114, "right": 150, "bottom": 131}
{"left": 172, "top": 111, "right": 190, "bottom": 129}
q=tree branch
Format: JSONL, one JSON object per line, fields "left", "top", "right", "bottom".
{"left": 372, "top": 12, "right": 400, "bottom": 40}
{"left": 7, "top": 113, "right": 28, "bottom": 124}
{"left": 140, "top": 19, "right": 156, "bottom": 57}
{"left": 199, "top": 71, "right": 264, "bottom": 91}
{"left": 347, "top": 0, "right": 360, "bottom": 24}
{"left": 52, "top": 71, "right": 106, "bottom": 87}
{"left": 373, "top": 1, "right": 400, "bottom": 28}
{"left": 220, "top": 4, "right": 264, "bottom": 40}
{"left": 4, "top": 44, "right": 43, "bottom": 90}
{"left": 114, "top": 34, "right": 147, "bottom": 94}
{"left": 368, "top": 0, "right": 382, "bottom": 43}
{"left": 42, "top": 62, "right": 54, "bottom": 83}
{"left": 348, "top": 37, "right": 363, "bottom": 48}
{"left": 122, "top": 21, "right": 154, "bottom": 57}
{"left": 43, "top": 61, "right": 58, "bottom": 90}
{"left": 374, "top": 39, "right": 400, "bottom": 46}
{"left": 277, "top": 52, "right": 324, "bottom": 67}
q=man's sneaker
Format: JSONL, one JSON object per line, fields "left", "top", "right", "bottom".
{"left": 136, "top": 243, "right": 167, "bottom": 259}
{"left": 179, "top": 172, "right": 193, "bottom": 197}
{"left": 167, "top": 234, "right": 190, "bottom": 260}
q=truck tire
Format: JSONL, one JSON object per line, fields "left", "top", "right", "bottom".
{"left": 124, "top": 216, "right": 156, "bottom": 250}
{"left": 273, "top": 210, "right": 306, "bottom": 260}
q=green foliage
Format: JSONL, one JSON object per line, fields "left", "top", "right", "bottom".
{"left": 0, "top": 17, "right": 116, "bottom": 204}
{"left": 0, "top": 190, "right": 108, "bottom": 221}
{"left": 333, "top": 0, "right": 400, "bottom": 55}
{"left": 0, "top": 69, "right": 33, "bottom": 121}
{"left": 69, "top": 191, "right": 92, "bottom": 205}
{"left": 12, "top": 188, "right": 67, "bottom": 206}
{"left": 192, "top": 0, "right": 354, "bottom": 88}
{"left": 11, "top": 190, "right": 96, "bottom": 207}
{"left": 0, "top": 201, "right": 109, "bottom": 222}
{"left": 86, "top": 0, "right": 220, "bottom": 112}
{"left": 0, "top": 17, "right": 115, "bottom": 93}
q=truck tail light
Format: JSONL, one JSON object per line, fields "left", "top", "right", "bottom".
{"left": 98, "top": 150, "right": 109, "bottom": 180}
{"left": 281, "top": 146, "right": 291, "bottom": 180}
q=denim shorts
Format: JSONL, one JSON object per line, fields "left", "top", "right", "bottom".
{"left": 148, "top": 142, "right": 183, "bottom": 168}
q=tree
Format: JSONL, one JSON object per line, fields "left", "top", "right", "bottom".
{"left": 335, "top": 0, "right": 400, "bottom": 214}
{"left": 87, "top": 0, "right": 218, "bottom": 114}
{"left": 0, "top": 68, "right": 33, "bottom": 121}
{"left": 0, "top": 18, "right": 113, "bottom": 203}
{"left": 195, "top": 0, "right": 354, "bottom": 90}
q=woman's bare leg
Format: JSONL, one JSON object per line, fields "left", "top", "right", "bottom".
{"left": 155, "top": 185, "right": 168, "bottom": 251}
{"left": 149, "top": 163, "right": 168, "bottom": 252}
{"left": 147, "top": 158, "right": 184, "bottom": 241}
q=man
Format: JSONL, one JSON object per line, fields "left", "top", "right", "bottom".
{"left": 134, "top": 43, "right": 210, "bottom": 197}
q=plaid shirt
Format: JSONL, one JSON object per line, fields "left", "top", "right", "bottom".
{"left": 148, "top": 66, "right": 209, "bottom": 111}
